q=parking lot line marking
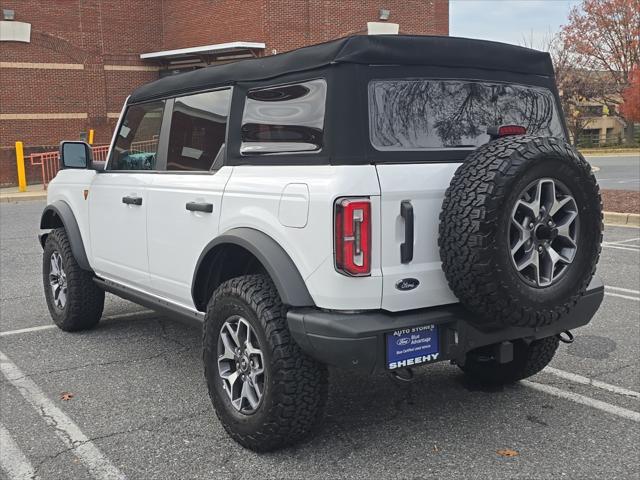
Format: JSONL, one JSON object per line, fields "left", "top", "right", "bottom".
{"left": 0, "top": 310, "right": 156, "bottom": 337}
{"left": 608, "top": 237, "right": 640, "bottom": 245}
{"left": 0, "top": 423, "right": 40, "bottom": 480}
{"left": 0, "top": 351, "right": 127, "bottom": 480}
{"left": 605, "top": 292, "right": 640, "bottom": 302}
{"left": 0, "top": 324, "right": 56, "bottom": 337}
{"left": 606, "top": 286, "right": 640, "bottom": 295}
{"left": 522, "top": 381, "right": 640, "bottom": 423}
{"left": 544, "top": 367, "right": 640, "bottom": 400}
{"left": 601, "top": 243, "right": 640, "bottom": 252}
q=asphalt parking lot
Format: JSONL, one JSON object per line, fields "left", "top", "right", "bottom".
{"left": 587, "top": 154, "right": 640, "bottom": 191}
{"left": 1, "top": 200, "right": 639, "bottom": 480}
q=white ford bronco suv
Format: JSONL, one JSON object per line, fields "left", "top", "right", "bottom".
{"left": 40, "top": 35, "right": 604, "bottom": 451}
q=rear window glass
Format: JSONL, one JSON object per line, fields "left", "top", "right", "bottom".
{"left": 240, "top": 79, "right": 326, "bottom": 155}
{"left": 369, "top": 79, "right": 564, "bottom": 150}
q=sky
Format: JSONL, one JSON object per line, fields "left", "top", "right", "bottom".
{"left": 450, "top": 0, "right": 582, "bottom": 49}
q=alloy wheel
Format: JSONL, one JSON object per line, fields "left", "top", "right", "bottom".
{"left": 49, "top": 251, "right": 68, "bottom": 309}
{"left": 217, "top": 315, "right": 265, "bottom": 414}
{"left": 509, "top": 178, "right": 579, "bottom": 287}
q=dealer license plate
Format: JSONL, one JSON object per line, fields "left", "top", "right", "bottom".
{"left": 386, "top": 324, "right": 440, "bottom": 370}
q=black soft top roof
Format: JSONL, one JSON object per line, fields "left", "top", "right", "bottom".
{"left": 129, "top": 35, "right": 554, "bottom": 103}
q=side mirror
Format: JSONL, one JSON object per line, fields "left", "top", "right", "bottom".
{"left": 59, "top": 141, "right": 93, "bottom": 169}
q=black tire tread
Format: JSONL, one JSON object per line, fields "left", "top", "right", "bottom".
{"left": 43, "top": 228, "right": 104, "bottom": 331}
{"left": 203, "top": 274, "right": 328, "bottom": 452}
{"left": 439, "top": 135, "right": 602, "bottom": 328}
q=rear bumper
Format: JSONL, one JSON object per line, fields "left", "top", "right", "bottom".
{"left": 287, "top": 277, "right": 604, "bottom": 373}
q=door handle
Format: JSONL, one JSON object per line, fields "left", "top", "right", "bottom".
{"left": 186, "top": 202, "right": 213, "bottom": 213}
{"left": 400, "top": 200, "right": 414, "bottom": 264}
{"left": 122, "top": 195, "right": 142, "bottom": 206}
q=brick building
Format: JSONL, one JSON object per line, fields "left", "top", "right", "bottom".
{"left": 0, "top": 0, "right": 449, "bottom": 186}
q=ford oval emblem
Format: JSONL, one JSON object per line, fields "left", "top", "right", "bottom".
{"left": 395, "top": 278, "right": 420, "bottom": 291}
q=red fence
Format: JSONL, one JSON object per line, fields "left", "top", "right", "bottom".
{"left": 29, "top": 145, "right": 109, "bottom": 189}
{"left": 29, "top": 139, "right": 160, "bottom": 189}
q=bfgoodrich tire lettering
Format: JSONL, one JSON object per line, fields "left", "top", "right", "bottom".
{"left": 203, "top": 274, "right": 328, "bottom": 452}
{"left": 439, "top": 136, "right": 602, "bottom": 328}
{"left": 43, "top": 228, "right": 104, "bottom": 331}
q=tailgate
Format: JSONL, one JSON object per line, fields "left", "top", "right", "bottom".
{"left": 376, "top": 163, "right": 460, "bottom": 311}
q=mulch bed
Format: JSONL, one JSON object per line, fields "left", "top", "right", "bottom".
{"left": 601, "top": 190, "right": 640, "bottom": 214}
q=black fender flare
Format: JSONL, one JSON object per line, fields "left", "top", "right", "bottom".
{"left": 191, "top": 228, "right": 314, "bottom": 309}
{"left": 40, "top": 200, "right": 92, "bottom": 271}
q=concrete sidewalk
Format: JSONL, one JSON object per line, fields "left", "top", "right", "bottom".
{"left": 0, "top": 185, "right": 47, "bottom": 203}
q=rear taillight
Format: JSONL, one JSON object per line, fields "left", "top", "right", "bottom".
{"left": 334, "top": 197, "right": 371, "bottom": 276}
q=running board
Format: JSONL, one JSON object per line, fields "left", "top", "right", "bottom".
{"left": 94, "top": 278, "right": 205, "bottom": 328}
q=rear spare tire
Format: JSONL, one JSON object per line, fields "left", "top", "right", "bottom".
{"left": 439, "top": 135, "right": 602, "bottom": 328}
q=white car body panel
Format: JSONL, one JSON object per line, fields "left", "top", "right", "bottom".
{"left": 47, "top": 159, "right": 463, "bottom": 313}
{"left": 88, "top": 172, "right": 153, "bottom": 287}
{"left": 219, "top": 165, "right": 383, "bottom": 310}
{"left": 375, "top": 163, "right": 460, "bottom": 311}
{"left": 146, "top": 167, "right": 233, "bottom": 307}
{"left": 47, "top": 158, "right": 463, "bottom": 313}
{"left": 46, "top": 169, "right": 97, "bottom": 261}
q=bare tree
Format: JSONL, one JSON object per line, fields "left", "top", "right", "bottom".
{"left": 521, "top": 32, "right": 613, "bottom": 145}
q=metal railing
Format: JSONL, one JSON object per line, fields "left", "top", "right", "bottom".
{"left": 576, "top": 132, "right": 624, "bottom": 148}
{"left": 575, "top": 126, "right": 640, "bottom": 149}
{"left": 28, "top": 140, "right": 158, "bottom": 189}
{"left": 28, "top": 145, "right": 109, "bottom": 189}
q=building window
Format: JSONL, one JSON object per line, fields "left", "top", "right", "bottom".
{"left": 369, "top": 79, "right": 565, "bottom": 150}
{"left": 110, "top": 101, "right": 164, "bottom": 171}
{"left": 166, "top": 89, "right": 231, "bottom": 171}
{"left": 240, "top": 79, "right": 327, "bottom": 155}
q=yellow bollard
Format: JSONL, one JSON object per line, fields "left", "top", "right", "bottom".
{"left": 88, "top": 129, "right": 94, "bottom": 145}
{"left": 15, "top": 141, "right": 27, "bottom": 192}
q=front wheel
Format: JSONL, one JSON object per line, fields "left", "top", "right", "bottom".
{"left": 459, "top": 336, "right": 559, "bottom": 385}
{"left": 203, "top": 274, "right": 328, "bottom": 452}
{"left": 42, "top": 228, "right": 104, "bottom": 331}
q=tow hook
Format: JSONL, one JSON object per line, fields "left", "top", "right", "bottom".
{"left": 390, "top": 367, "right": 415, "bottom": 383}
{"left": 557, "top": 330, "right": 574, "bottom": 344}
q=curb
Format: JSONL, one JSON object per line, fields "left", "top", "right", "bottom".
{"left": 0, "top": 192, "right": 47, "bottom": 203}
{"left": 604, "top": 212, "right": 640, "bottom": 227}
{"left": 581, "top": 149, "right": 640, "bottom": 156}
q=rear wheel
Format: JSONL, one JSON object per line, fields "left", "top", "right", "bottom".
{"left": 43, "top": 228, "right": 104, "bottom": 331}
{"left": 203, "top": 274, "right": 328, "bottom": 452}
{"left": 460, "top": 336, "right": 559, "bottom": 385}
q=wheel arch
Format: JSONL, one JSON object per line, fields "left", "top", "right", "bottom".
{"left": 192, "top": 228, "right": 315, "bottom": 312}
{"left": 40, "top": 200, "right": 92, "bottom": 271}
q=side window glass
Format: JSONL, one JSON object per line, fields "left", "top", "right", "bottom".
{"left": 110, "top": 101, "right": 164, "bottom": 171}
{"left": 240, "top": 79, "right": 326, "bottom": 155}
{"left": 166, "top": 89, "right": 231, "bottom": 171}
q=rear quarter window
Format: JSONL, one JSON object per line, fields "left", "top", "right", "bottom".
{"left": 240, "top": 79, "right": 327, "bottom": 155}
{"left": 369, "top": 79, "right": 565, "bottom": 151}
